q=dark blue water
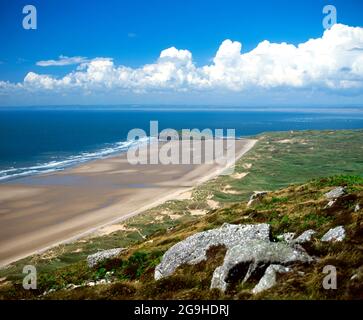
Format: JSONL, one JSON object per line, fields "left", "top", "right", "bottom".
{"left": 1, "top": 106, "right": 363, "bottom": 181}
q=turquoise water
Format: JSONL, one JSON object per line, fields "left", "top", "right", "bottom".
{"left": 1, "top": 106, "right": 363, "bottom": 181}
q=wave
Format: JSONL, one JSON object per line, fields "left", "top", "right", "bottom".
{"left": 0, "top": 137, "right": 153, "bottom": 182}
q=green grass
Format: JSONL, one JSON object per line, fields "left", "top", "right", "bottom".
{"left": 1, "top": 174, "right": 363, "bottom": 300}
{"left": 311, "top": 175, "right": 363, "bottom": 192}
{"left": 200, "top": 130, "right": 363, "bottom": 203}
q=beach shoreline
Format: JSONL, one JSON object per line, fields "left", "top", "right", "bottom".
{"left": 0, "top": 138, "right": 257, "bottom": 267}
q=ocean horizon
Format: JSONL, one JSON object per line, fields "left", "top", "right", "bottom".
{"left": 1, "top": 105, "right": 363, "bottom": 182}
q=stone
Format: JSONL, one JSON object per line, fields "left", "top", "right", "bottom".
{"left": 350, "top": 274, "right": 358, "bottom": 281}
{"left": 252, "top": 264, "right": 291, "bottom": 294}
{"left": 87, "top": 248, "right": 125, "bottom": 268}
{"left": 324, "top": 187, "right": 346, "bottom": 200}
{"left": 293, "top": 230, "right": 316, "bottom": 244}
{"left": 277, "top": 232, "right": 296, "bottom": 242}
{"left": 321, "top": 226, "right": 346, "bottom": 242}
{"left": 210, "top": 240, "right": 312, "bottom": 292}
{"left": 83, "top": 279, "right": 112, "bottom": 288}
{"left": 325, "top": 200, "right": 336, "bottom": 209}
{"left": 154, "top": 223, "right": 271, "bottom": 280}
{"left": 247, "top": 191, "right": 268, "bottom": 207}
{"left": 43, "top": 288, "right": 56, "bottom": 296}
{"left": 276, "top": 230, "right": 316, "bottom": 244}
{"left": 66, "top": 283, "right": 81, "bottom": 290}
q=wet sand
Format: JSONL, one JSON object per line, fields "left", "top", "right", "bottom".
{"left": 0, "top": 139, "right": 256, "bottom": 266}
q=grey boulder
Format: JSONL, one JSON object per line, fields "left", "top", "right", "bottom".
{"left": 324, "top": 187, "right": 346, "bottom": 200}
{"left": 210, "top": 240, "right": 312, "bottom": 292}
{"left": 87, "top": 248, "right": 125, "bottom": 268}
{"left": 252, "top": 264, "right": 291, "bottom": 294}
{"left": 154, "top": 223, "right": 270, "bottom": 280}
{"left": 293, "top": 230, "right": 316, "bottom": 244}
{"left": 321, "top": 226, "right": 346, "bottom": 242}
{"left": 277, "top": 230, "right": 316, "bottom": 244}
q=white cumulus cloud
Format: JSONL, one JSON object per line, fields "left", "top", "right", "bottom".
{"left": 36, "top": 55, "right": 89, "bottom": 67}
{"left": 2, "top": 24, "right": 363, "bottom": 100}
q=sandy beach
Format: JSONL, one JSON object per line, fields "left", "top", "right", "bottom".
{"left": 0, "top": 139, "right": 256, "bottom": 267}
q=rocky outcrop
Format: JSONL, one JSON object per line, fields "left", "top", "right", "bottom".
{"left": 87, "top": 248, "right": 125, "bottom": 268}
{"left": 324, "top": 187, "right": 347, "bottom": 209}
{"left": 324, "top": 187, "right": 346, "bottom": 200}
{"left": 247, "top": 191, "right": 268, "bottom": 207}
{"left": 210, "top": 240, "right": 312, "bottom": 292}
{"left": 154, "top": 223, "right": 270, "bottom": 280}
{"left": 252, "top": 264, "right": 291, "bottom": 294}
{"left": 321, "top": 226, "right": 346, "bottom": 242}
{"left": 293, "top": 230, "right": 317, "bottom": 244}
{"left": 155, "top": 221, "right": 346, "bottom": 294}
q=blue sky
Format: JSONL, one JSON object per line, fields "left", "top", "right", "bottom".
{"left": 0, "top": 0, "right": 363, "bottom": 106}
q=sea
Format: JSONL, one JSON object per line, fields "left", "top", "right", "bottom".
{"left": 1, "top": 105, "right": 363, "bottom": 182}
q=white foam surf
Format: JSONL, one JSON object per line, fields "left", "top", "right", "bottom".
{"left": 0, "top": 137, "right": 153, "bottom": 182}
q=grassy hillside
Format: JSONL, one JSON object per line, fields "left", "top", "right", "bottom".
{"left": 200, "top": 129, "right": 363, "bottom": 203}
{"left": 1, "top": 129, "right": 363, "bottom": 300}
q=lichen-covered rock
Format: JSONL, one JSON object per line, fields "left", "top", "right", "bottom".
{"left": 247, "top": 191, "right": 268, "bottom": 207}
{"left": 324, "top": 187, "right": 346, "bottom": 200}
{"left": 252, "top": 264, "right": 291, "bottom": 294}
{"left": 293, "top": 230, "right": 316, "bottom": 244}
{"left": 321, "top": 226, "right": 346, "bottom": 242}
{"left": 154, "top": 223, "right": 270, "bottom": 280}
{"left": 210, "top": 240, "right": 312, "bottom": 292}
{"left": 87, "top": 248, "right": 125, "bottom": 268}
